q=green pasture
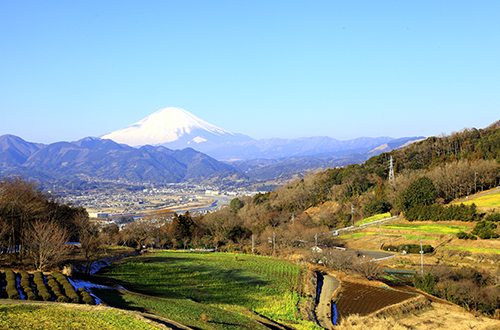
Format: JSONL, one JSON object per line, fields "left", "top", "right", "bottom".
{"left": 0, "top": 304, "right": 157, "bottom": 330}
{"left": 97, "top": 251, "right": 320, "bottom": 330}
{"left": 94, "top": 289, "right": 271, "bottom": 330}
{"left": 356, "top": 212, "right": 391, "bottom": 226}
{"left": 402, "top": 234, "right": 438, "bottom": 240}
{"left": 339, "top": 232, "right": 377, "bottom": 239}
{"left": 459, "top": 190, "right": 500, "bottom": 208}
{"left": 382, "top": 223, "right": 469, "bottom": 235}
{"left": 442, "top": 246, "right": 500, "bottom": 255}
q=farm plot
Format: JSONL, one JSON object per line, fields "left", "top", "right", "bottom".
{"left": 460, "top": 190, "right": 500, "bottom": 208}
{"left": 0, "top": 270, "right": 94, "bottom": 304}
{"left": 336, "top": 281, "right": 418, "bottom": 321}
{"left": 98, "top": 251, "right": 320, "bottom": 330}
{"left": 382, "top": 223, "right": 469, "bottom": 235}
{"left": 356, "top": 213, "right": 391, "bottom": 226}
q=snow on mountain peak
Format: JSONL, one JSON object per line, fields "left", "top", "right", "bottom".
{"left": 102, "top": 107, "right": 233, "bottom": 146}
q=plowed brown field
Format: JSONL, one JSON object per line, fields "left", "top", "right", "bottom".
{"left": 336, "top": 281, "right": 418, "bottom": 321}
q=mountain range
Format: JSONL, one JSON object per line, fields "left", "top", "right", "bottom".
{"left": 1, "top": 107, "right": 425, "bottom": 189}
{"left": 102, "top": 107, "right": 424, "bottom": 160}
{"left": 0, "top": 135, "right": 243, "bottom": 188}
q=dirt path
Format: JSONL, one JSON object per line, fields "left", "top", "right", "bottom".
{"left": 316, "top": 273, "right": 339, "bottom": 330}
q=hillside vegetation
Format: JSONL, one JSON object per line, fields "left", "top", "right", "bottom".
{"left": 1, "top": 123, "right": 500, "bottom": 329}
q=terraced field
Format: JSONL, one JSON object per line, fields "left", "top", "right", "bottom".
{"left": 336, "top": 281, "right": 418, "bottom": 321}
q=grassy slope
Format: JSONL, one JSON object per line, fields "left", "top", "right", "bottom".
{"left": 0, "top": 304, "right": 158, "bottom": 330}
{"left": 458, "top": 189, "right": 500, "bottom": 208}
{"left": 96, "top": 251, "right": 321, "bottom": 330}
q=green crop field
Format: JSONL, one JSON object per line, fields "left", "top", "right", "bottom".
{"left": 97, "top": 251, "right": 321, "bottom": 330}
{"left": 339, "top": 232, "right": 377, "bottom": 239}
{"left": 356, "top": 212, "right": 391, "bottom": 226}
{"left": 0, "top": 304, "right": 157, "bottom": 330}
{"left": 382, "top": 223, "right": 469, "bottom": 235}
{"left": 460, "top": 190, "right": 500, "bottom": 208}
{"left": 402, "top": 234, "right": 438, "bottom": 240}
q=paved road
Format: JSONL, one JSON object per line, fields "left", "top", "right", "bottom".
{"left": 316, "top": 273, "right": 339, "bottom": 330}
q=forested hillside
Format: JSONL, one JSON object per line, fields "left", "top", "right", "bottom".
{"left": 200, "top": 125, "right": 500, "bottom": 250}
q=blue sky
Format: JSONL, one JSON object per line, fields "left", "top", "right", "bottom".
{"left": 1, "top": 1, "right": 499, "bottom": 144}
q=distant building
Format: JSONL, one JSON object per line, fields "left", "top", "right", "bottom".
{"left": 205, "top": 190, "right": 219, "bottom": 195}
{"left": 89, "top": 212, "right": 108, "bottom": 218}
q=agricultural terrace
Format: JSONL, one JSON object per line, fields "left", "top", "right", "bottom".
{"left": 442, "top": 246, "right": 500, "bottom": 255}
{"left": 98, "top": 251, "right": 321, "bottom": 330}
{"left": 0, "top": 304, "right": 158, "bottom": 330}
{"left": 355, "top": 212, "right": 391, "bottom": 226}
{"left": 458, "top": 189, "right": 500, "bottom": 208}
{"left": 381, "top": 223, "right": 469, "bottom": 236}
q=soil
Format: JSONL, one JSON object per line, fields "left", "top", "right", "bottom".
{"left": 335, "top": 280, "right": 417, "bottom": 322}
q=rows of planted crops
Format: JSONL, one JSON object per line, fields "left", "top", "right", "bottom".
{"left": 0, "top": 270, "right": 95, "bottom": 305}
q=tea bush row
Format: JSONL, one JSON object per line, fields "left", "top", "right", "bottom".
{"left": 33, "top": 271, "right": 52, "bottom": 301}
{"left": 18, "top": 270, "right": 37, "bottom": 301}
{"left": 1, "top": 270, "right": 94, "bottom": 305}
{"left": 4, "top": 270, "right": 20, "bottom": 299}
{"left": 46, "top": 274, "right": 68, "bottom": 302}
{"left": 77, "top": 288, "right": 95, "bottom": 305}
{"left": 52, "top": 271, "right": 80, "bottom": 303}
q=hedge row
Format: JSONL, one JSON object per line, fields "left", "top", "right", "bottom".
{"left": 18, "top": 270, "right": 37, "bottom": 301}
{"left": 405, "top": 203, "right": 480, "bottom": 222}
{"left": 383, "top": 244, "right": 434, "bottom": 254}
{"left": 485, "top": 213, "right": 500, "bottom": 222}
{"left": 46, "top": 274, "right": 68, "bottom": 302}
{"left": 1, "top": 270, "right": 94, "bottom": 305}
{"left": 4, "top": 270, "right": 20, "bottom": 299}
{"left": 77, "top": 288, "right": 95, "bottom": 305}
{"left": 52, "top": 271, "right": 79, "bottom": 303}
{"left": 33, "top": 271, "right": 52, "bottom": 301}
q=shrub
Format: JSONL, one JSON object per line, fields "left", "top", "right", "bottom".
{"left": 18, "top": 270, "right": 37, "bottom": 301}
{"left": 456, "top": 232, "right": 477, "bottom": 240}
{"left": 77, "top": 288, "right": 95, "bottom": 305}
{"left": 471, "top": 221, "right": 499, "bottom": 239}
{"left": 485, "top": 213, "right": 500, "bottom": 222}
{"left": 383, "top": 245, "right": 398, "bottom": 252}
{"left": 52, "top": 271, "right": 79, "bottom": 303}
{"left": 398, "top": 244, "right": 434, "bottom": 254}
{"left": 4, "top": 270, "right": 20, "bottom": 300}
{"left": 33, "top": 271, "right": 52, "bottom": 301}
{"left": 413, "top": 272, "right": 436, "bottom": 295}
{"left": 46, "top": 275, "right": 65, "bottom": 301}
{"left": 405, "top": 203, "right": 480, "bottom": 222}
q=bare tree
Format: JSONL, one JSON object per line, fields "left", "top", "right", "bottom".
{"left": 353, "top": 259, "right": 382, "bottom": 280}
{"left": 81, "top": 233, "right": 104, "bottom": 274}
{"left": 23, "top": 220, "right": 68, "bottom": 271}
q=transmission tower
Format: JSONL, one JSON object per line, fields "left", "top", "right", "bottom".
{"left": 388, "top": 156, "right": 395, "bottom": 186}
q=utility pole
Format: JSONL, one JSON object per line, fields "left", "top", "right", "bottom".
{"left": 379, "top": 223, "right": 382, "bottom": 250}
{"left": 351, "top": 204, "right": 354, "bottom": 226}
{"left": 252, "top": 234, "right": 255, "bottom": 255}
{"left": 388, "top": 156, "right": 395, "bottom": 186}
{"left": 272, "top": 232, "right": 276, "bottom": 257}
{"left": 420, "top": 233, "right": 424, "bottom": 274}
{"left": 475, "top": 171, "right": 477, "bottom": 194}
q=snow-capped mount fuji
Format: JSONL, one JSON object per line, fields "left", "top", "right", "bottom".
{"left": 101, "top": 107, "right": 254, "bottom": 152}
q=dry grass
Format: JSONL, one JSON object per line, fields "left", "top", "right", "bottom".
{"left": 335, "top": 314, "right": 409, "bottom": 330}
{"left": 371, "top": 295, "right": 430, "bottom": 318}
{"left": 335, "top": 303, "right": 500, "bottom": 330}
